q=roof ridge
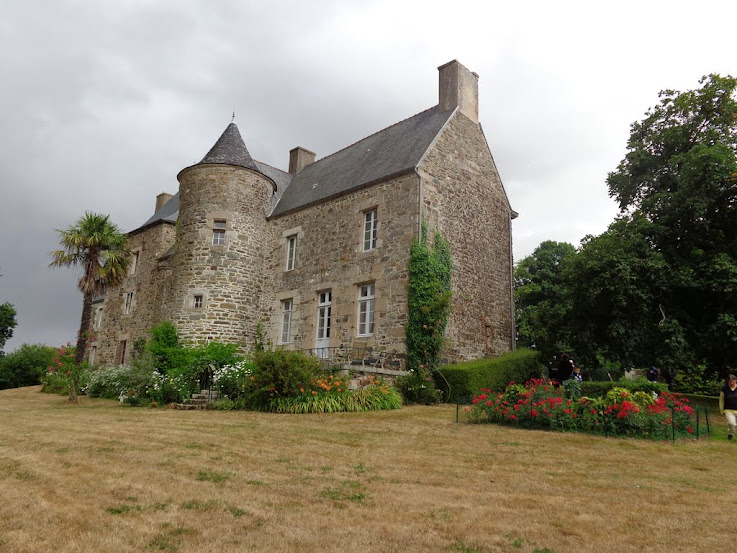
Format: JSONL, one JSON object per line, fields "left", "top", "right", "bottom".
{"left": 311, "top": 105, "right": 442, "bottom": 166}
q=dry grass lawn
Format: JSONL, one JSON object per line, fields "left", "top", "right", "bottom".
{"left": 0, "top": 386, "right": 734, "bottom": 553}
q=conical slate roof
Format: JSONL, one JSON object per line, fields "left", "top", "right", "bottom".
{"left": 198, "top": 122, "right": 259, "bottom": 171}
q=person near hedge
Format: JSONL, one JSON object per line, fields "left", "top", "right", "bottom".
{"left": 569, "top": 365, "right": 582, "bottom": 382}
{"left": 719, "top": 374, "right": 737, "bottom": 441}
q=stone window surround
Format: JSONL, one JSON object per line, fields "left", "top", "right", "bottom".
{"left": 129, "top": 249, "right": 141, "bottom": 276}
{"left": 208, "top": 213, "right": 230, "bottom": 246}
{"left": 280, "top": 226, "right": 303, "bottom": 272}
{"left": 280, "top": 298, "right": 293, "bottom": 344}
{"left": 356, "top": 281, "right": 375, "bottom": 337}
{"left": 274, "top": 290, "right": 300, "bottom": 345}
{"left": 187, "top": 290, "right": 208, "bottom": 311}
{"left": 122, "top": 290, "right": 135, "bottom": 315}
{"left": 116, "top": 332, "right": 130, "bottom": 365}
{"left": 93, "top": 306, "right": 104, "bottom": 330}
{"left": 361, "top": 207, "right": 378, "bottom": 252}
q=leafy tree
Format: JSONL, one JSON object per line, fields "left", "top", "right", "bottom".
{"left": 514, "top": 240, "right": 576, "bottom": 362}
{"left": 606, "top": 74, "right": 737, "bottom": 375}
{"left": 0, "top": 343, "right": 56, "bottom": 389}
{"left": 50, "top": 212, "right": 130, "bottom": 367}
{"left": 565, "top": 215, "right": 689, "bottom": 371}
{"left": 0, "top": 302, "right": 17, "bottom": 355}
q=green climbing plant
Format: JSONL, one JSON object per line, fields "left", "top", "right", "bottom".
{"left": 401, "top": 222, "right": 452, "bottom": 403}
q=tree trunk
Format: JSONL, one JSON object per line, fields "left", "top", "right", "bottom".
{"left": 75, "top": 292, "right": 93, "bottom": 366}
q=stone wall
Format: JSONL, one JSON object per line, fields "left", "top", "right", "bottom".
{"left": 418, "top": 111, "right": 515, "bottom": 360}
{"left": 90, "top": 222, "right": 176, "bottom": 366}
{"left": 265, "top": 172, "right": 420, "bottom": 355}
{"left": 165, "top": 164, "right": 275, "bottom": 346}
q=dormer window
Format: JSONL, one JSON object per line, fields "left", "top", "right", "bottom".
{"left": 212, "top": 220, "right": 226, "bottom": 245}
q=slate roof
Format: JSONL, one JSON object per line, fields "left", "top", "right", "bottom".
{"left": 198, "top": 122, "right": 259, "bottom": 171}
{"left": 270, "top": 106, "right": 454, "bottom": 217}
{"left": 131, "top": 106, "right": 455, "bottom": 233}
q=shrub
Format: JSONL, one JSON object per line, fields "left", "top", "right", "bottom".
{"left": 86, "top": 362, "right": 155, "bottom": 403}
{"left": 0, "top": 343, "right": 56, "bottom": 389}
{"left": 214, "top": 360, "right": 256, "bottom": 401}
{"left": 269, "top": 375, "right": 402, "bottom": 413}
{"left": 41, "top": 344, "right": 86, "bottom": 401}
{"left": 580, "top": 379, "right": 666, "bottom": 398}
{"left": 672, "top": 364, "right": 721, "bottom": 396}
{"left": 249, "top": 349, "right": 323, "bottom": 409}
{"left": 467, "top": 379, "right": 698, "bottom": 440}
{"left": 434, "top": 349, "right": 543, "bottom": 401}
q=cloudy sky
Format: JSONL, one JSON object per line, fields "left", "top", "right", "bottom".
{"left": 1, "top": 0, "right": 735, "bottom": 351}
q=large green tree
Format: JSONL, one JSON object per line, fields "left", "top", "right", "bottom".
{"left": 606, "top": 74, "right": 737, "bottom": 374}
{"left": 50, "top": 212, "right": 130, "bottom": 365}
{"left": 514, "top": 240, "right": 576, "bottom": 362}
{"left": 0, "top": 302, "right": 17, "bottom": 355}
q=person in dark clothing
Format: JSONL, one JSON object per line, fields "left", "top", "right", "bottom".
{"left": 646, "top": 366, "right": 659, "bottom": 383}
{"left": 570, "top": 365, "right": 582, "bottom": 382}
{"left": 719, "top": 374, "right": 737, "bottom": 440}
{"left": 558, "top": 354, "right": 573, "bottom": 383}
{"left": 549, "top": 354, "right": 573, "bottom": 388}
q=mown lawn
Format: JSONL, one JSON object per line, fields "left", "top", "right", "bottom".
{"left": 0, "top": 386, "right": 734, "bottom": 553}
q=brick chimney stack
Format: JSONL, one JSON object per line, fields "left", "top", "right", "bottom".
{"left": 438, "top": 60, "right": 479, "bottom": 123}
{"left": 289, "top": 147, "right": 316, "bottom": 175}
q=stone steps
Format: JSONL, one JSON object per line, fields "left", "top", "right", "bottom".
{"left": 175, "top": 390, "right": 220, "bottom": 410}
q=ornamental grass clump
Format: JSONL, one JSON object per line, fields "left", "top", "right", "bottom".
{"left": 467, "top": 379, "right": 698, "bottom": 440}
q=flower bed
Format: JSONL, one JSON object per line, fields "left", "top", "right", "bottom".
{"left": 466, "top": 379, "right": 698, "bottom": 440}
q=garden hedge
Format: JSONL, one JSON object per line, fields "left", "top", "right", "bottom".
{"left": 434, "top": 348, "right": 543, "bottom": 401}
{"left": 580, "top": 380, "right": 666, "bottom": 397}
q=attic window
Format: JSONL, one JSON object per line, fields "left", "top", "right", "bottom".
{"left": 212, "top": 220, "right": 226, "bottom": 245}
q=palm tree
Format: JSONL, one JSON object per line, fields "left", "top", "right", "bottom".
{"left": 50, "top": 212, "right": 130, "bottom": 366}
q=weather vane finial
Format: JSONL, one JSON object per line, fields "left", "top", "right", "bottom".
{"left": 231, "top": 111, "right": 235, "bottom": 123}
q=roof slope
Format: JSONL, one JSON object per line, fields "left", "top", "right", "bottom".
{"left": 270, "top": 106, "right": 454, "bottom": 217}
{"left": 198, "top": 122, "right": 259, "bottom": 170}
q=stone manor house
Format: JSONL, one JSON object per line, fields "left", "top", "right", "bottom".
{"left": 87, "top": 60, "right": 517, "bottom": 368}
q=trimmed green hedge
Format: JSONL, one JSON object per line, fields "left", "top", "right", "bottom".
{"left": 580, "top": 379, "right": 666, "bottom": 398}
{"left": 434, "top": 349, "right": 544, "bottom": 401}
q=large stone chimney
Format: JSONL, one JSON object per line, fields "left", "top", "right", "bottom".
{"left": 155, "top": 192, "right": 173, "bottom": 213}
{"left": 438, "top": 60, "right": 479, "bottom": 123}
{"left": 289, "top": 146, "right": 316, "bottom": 175}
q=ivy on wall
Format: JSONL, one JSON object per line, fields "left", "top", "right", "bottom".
{"left": 401, "top": 223, "right": 452, "bottom": 403}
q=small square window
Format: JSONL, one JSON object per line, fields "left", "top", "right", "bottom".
{"left": 213, "top": 220, "right": 226, "bottom": 245}
{"left": 194, "top": 295, "right": 203, "bottom": 309}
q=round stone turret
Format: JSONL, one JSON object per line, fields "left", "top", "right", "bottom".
{"left": 166, "top": 122, "right": 275, "bottom": 346}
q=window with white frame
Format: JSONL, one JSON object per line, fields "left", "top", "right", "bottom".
{"left": 280, "top": 298, "right": 293, "bottom": 344}
{"left": 212, "top": 219, "right": 226, "bottom": 245}
{"left": 93, "top": 306, "right": 104, "bottom": 330}
{"left": 363, "top": 209, "right": 377, "bottom": 251}
{"left": 193, "top": 295, "right": 203, "bottom": 309}
{"left": 286, "top": 234, "right": 297, "bottom": 271}
{"left": 129, "top": 251, "right": 139, "bottom": 275}
{"left": 357, "top": 283, "right": 375, "bottom": 336}
{"left": 123, "top": 291, "right": 134, "bottom": 315}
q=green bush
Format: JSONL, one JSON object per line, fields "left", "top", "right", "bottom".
{"left": 85, "top": 362, "right": 155, "bottom": 402}
{"left": 249, "top": 349, "right": 323, "bottom": 409}
{"left": 0, "top": 343, "right": 56, "bottom": 389}
{"left": 434, "top": 349, "right": 544, "bottom": 401}
{"left": 580, "top": 379, "right": 666, "bottom": 398}
{"left": 214, "top": 360, "right": 255, "bottom": 400}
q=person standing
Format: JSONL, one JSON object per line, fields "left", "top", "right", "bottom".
{"left": 570, "top": 365, "right": 583, "bottom": 382}
{"left": 719, "top": 374, "right": 737, "bottom": 440}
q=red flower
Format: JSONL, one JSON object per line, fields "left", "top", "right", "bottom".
{"left": 509, "top": 415, "right": 517, "bottom": 421}
{"left": 531, "top": 409, "right": 539, "bottom": 417}
{"left": 687, "top": 426, "right": 694, "bottom": 434}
